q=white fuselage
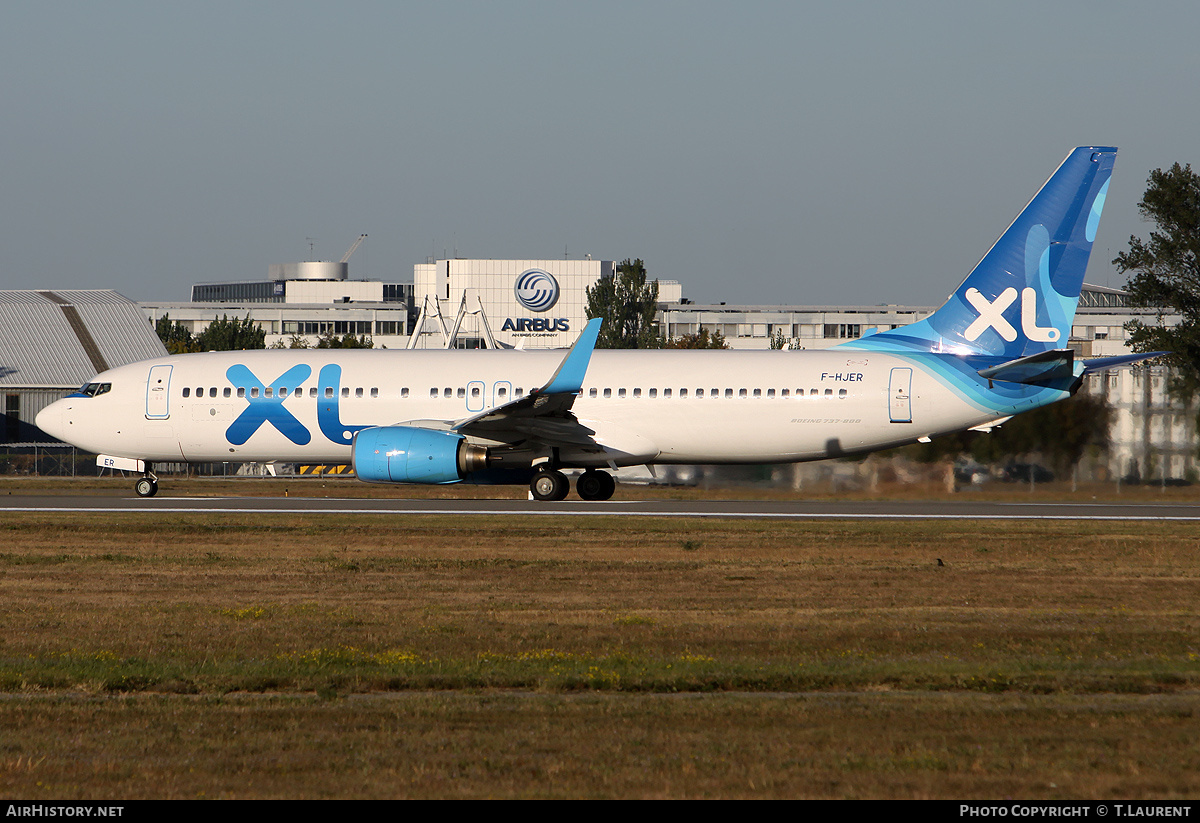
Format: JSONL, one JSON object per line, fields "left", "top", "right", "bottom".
{"left": 37, "top": 347, "right": 1006, "bottom": 468}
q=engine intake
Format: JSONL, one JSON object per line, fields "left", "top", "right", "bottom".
{"left": 352, "top": 426, "right": 487, "bottom": 484}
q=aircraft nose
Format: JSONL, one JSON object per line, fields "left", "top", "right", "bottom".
{"left": 35, "top": 400, "right": 68, "bottom": 441}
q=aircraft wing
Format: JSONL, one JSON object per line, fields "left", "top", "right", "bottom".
{"left": 449, "top": 317, "right": 603, "bottom": 446}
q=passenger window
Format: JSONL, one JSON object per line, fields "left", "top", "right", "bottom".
{"left": 781, "top": 389, "right": 788, "bottom": 397}
{"left": 680, "top": 389, "right": 688, "bottom": 398}
{"left": 515, "top": 388, "right": 524, "bottom": 397}
{"left": 444, "top": 388, "right": 452, "bottom": 398}
{"left": 766, "top": 389, "right": 774, "bottom": 398}
{"left": 810, "top": 389, "right": 818, "bottom": 396}
{"left": 265, "top": 388, "right": 273, "bottom": 398}
{"left": 400, "top": 388, "right": 408, "bottom": 398}
{"left": 618, "top": 388, "right": 626, "bottom": 398}
{"left": 326, "top": 387, "right": 335, "bottom": 398}
{"left": 430, "top": 388, "right": 438, "bottom": 398}
{"left": 588, "top": 388, "right": 597, "bottom": 398}
{"left": 824, "top": 388, "right": 833, "bottom": 396}
{"left": 356, "top": 388, "right": 364, "bottom": 398}
{"left": 603, "top": 388, "right": 611, "bottom": 398}
{"left": 342, "top": 388, "right": 350, "bottom": 398}
{"left": 251, "top": 388, "right": 259, "bottom": 398}
{"left": 456, "top": 388, "right": 465, "bottom": 399}
{"left": 223, "top": 387, "right": 232, "bottom": 398}
{"left": 664, "top": 388, "right": 671, "bottom": 397}
{"left": 237, "top": 387, "right": 246, "bottom": 398}
{"left": 649, "top": 388, "right": 657, "bottom": 398}
{"left": 309, "top": 387, "right": 317, "bottom": 398}
{"left": 739, "top": 389, "right": 747, "bottom": 398}
{"left": 182, "top": 388, "right": 190, "bottom": 398}
{"left": 209, "top": 387, "right": 217, "bottom": 398}
{"left": 632, "top": 388, "right": 641, "bottom": 398}
{"left": 725, "top": 389, "right": 733, "bottom": 398}
{"left": 838, "top": 389, "right": 847, "bottom": 398}
{"left": 498, "top": 387, "right": 507, "bottom": 398}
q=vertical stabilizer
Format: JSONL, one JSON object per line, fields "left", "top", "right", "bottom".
{"left": 840, "top": 147, "right": 1116, "bottom": 358}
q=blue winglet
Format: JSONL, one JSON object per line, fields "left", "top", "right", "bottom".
{"left": 537, "top": 317, "right": 603, "bottom": 395}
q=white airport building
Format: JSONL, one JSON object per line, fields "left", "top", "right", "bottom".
{"left": 143, "top": 254, "right": 1146, "bottom": 356}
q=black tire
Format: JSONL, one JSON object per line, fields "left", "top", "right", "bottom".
{"left": 577, "top": 470, "right": 615, "bottom": 501}
{"left": 135, "top": 478, "right": 158, "bottom": 498}
{"left": 530, "top": 470, "right": 569, "bottom": 502}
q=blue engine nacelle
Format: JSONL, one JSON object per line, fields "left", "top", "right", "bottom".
{"left": 352, "top": 426, "right": 488, "bottom": 484}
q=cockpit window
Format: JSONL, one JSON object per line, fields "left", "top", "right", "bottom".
{"left": 79, "top": 382, "right": 112, "bottom": 397}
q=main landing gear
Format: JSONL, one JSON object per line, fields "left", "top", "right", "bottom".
{"left": 529, "top": 468, "right": 616, "bottom": 502}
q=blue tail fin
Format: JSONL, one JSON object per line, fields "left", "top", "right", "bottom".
{"left": 840, "top": 147, "right": 1116, "bottom": 358}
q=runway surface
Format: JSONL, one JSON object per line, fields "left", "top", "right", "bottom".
{"left": 3, "top": 493, "right": 1200, "bottom": 520}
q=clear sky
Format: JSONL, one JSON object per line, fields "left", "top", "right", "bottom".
{"left": 3, "top": 1, "right": 1198, "bottom": 307}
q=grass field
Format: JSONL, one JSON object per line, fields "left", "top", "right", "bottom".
{"left": 2, "top": 483, "right": 1199, "bottom": 798}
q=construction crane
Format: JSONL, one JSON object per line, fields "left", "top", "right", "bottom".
{"left": 340, "top": 234, "right": 367, "bottom": 263}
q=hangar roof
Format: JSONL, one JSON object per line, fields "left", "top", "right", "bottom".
{"left": 0, "top": 290, "right": 167, "bottom": 388}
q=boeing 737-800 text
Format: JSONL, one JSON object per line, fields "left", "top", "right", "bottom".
{"left": 36, "top": 147, "right": 1160, "bottom": 500}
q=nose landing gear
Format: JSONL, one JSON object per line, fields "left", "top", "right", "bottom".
{"left": 134, "top": 466, "right": 158, "bottom": 498}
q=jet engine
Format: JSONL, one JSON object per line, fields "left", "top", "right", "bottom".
{"left": 352, "top": 426, "right": 487, "bottom": 484}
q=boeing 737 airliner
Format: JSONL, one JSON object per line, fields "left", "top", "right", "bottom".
{"left": 36, "top": 147, "right": 1161, "bottom": 500}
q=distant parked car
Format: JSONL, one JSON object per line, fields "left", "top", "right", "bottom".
{"left": 1000, "top": 463, "right": 1055, "bottom": 483}
{"left": 953, "top": 460, "right": 990, "bottom": 485}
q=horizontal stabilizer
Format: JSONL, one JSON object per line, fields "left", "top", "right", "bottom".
{"left": 1080, "top": 351, "right": 1170, "bottom": 373}
{"left": 977, "top": 349, "right": 1074, "bottom": 386}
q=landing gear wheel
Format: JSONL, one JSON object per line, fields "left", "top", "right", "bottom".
{"left": 576, "top": 470, "right": 616, "bottom": 501}
{"left": 134, "top": 477, "right": 158, "bottom": 498}
{"left": 530, "top": 469, "right": 569, "bottom": 502}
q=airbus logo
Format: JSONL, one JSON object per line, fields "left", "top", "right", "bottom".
{"left": 514, "top": 269, "right": 560, "bottom": 312}
{"left": 963, "top": 287, "right": 1060, "bottom": 343}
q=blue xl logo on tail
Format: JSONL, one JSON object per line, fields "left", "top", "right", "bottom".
{"left": 838, "top": 147, "right": 1116, "bottom": 359}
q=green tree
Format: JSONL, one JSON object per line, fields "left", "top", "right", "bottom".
{"left": 269, "top": 334, "right": 311, "bottom": 349}
{"left": 195, "top": 315, "right": 266, "bottom": 351}
{"left": 585, "top": 258, "right": 662, "bottom": 348}
{"left": 316, "top": 332, "right": 373, "bottom": 349}
{"left": 154, "top": 313, "right": 198, "bottom": 354}
{"left": 664, "top": 327, "right": 729, "bottom": 349}
{"left": 1114, "top": 162, "right": 1200, "bottom": 394}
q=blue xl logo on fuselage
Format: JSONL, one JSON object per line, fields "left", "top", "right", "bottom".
{"left": 225, "top": 363, "right": 368, "bottom": 447}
